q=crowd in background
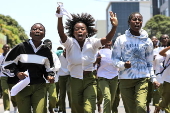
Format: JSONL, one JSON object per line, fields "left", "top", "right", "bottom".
{"left": 0, "top": 6, "right": 170, "bottom": 113}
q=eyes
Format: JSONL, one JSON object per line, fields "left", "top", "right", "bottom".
{"left": 32, "top": 28, "right": 44, "bottom": 31}
{"left": 74, "top": 27, "right": 86, "bottom": 31}
{"left": 131, "top": 18, "right": 142, "bottom": 22}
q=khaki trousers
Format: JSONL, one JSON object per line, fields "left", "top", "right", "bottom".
{"left": 16, "top": 83, "right": 46, "bottom": 113}
{"left": 119, "top": 78, "right": 149, "bottom": 113}
{"left": 70, "top": 72, "right": 97, "bottom": 113}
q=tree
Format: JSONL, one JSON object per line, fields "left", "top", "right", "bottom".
{"left": 0, "top": 14, "right": 28, "bottom": 47}
{"left": 143, "top": 14, "right": 170, "bottom": 39}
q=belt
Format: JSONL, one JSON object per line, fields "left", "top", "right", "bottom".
{"left": 83, "top": 71, "right": 93, "bottom": 75}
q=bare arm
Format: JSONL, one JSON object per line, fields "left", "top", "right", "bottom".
{"left": 101, "top": 11, "right": 118, "bottom": 45}
{"left": 56, "top": 7, "right": 67, "bottom": 43}
{"left": 159, "top": 46, "right": 170, "bottom": 57}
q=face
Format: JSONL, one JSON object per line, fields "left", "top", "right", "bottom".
{"left": 129, "top": 13, "right": 143, "bottom": 32}
{"left": 151, "top": 36, "right": 158, "bottom": 45}
{"left": 30, "top": 24, "right": 45, "bottom": 42}
{"left": 73, "top": 22, "right": 88, "bottom": 42}
{"left": 160, "top": 35, "right": 169, "bottom": 44}
{"left": 46, "top": 42, "right": 52, "bottom": 50}
{"left": 2, "top": 44, "right": 10, "bottom": 54}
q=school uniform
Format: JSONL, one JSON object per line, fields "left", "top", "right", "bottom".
{"left": 2, "top": 39, "right": 55, "bottom": 113}
{"left": 153, "top": 47, "right": 165, "bottom": 106}
{"left": 156, "top": 52, "right": 170, "bottom": 111}
{"left": 97, "top": 48, "right": 119, "bottom": 113}
{"left": 57, "top": 53, "right": 71, "bottom": 112}
{"left": 62, "top": 37, "right": 102, "bottom": 113}
{"left": 44, "top": 51, "right": 61, "bottom": 113}
{"left": 0, "top": 54, "right": 17, "bottom": 111}
{"left": 112, "top": 29, "right": 155, "bottom": 113}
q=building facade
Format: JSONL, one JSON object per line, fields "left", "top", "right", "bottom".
{"left": 106, "top": 1, "right": 151, "bottom": 40}
{"left": 95, "top": 20, "right": 107, "bottom": 39}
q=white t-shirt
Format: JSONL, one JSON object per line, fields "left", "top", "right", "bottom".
{"left": 97, "top": 48, "right": 118, "bottom": 79}
{"left": 62, "top": 37, "right": 102, "bottom": 79}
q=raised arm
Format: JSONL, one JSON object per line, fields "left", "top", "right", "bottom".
{"left": 159, "top": 46, "right": 170, "bottom": 57}
{"left": 56, "top": 7, "right": 67, "bottom": 43}
{"left": 101, "top": 11, "right": 118, "bottom": 45}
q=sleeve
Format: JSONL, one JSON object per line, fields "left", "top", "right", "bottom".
{"left": 52, "top": 52, "right": 61, "bottom": 72}
{"left": 93, "top": 38, "right": 102, "bottom": 49}
{"left": 155, "top": 55, "right": 164, "bottom": 75}
{"left": 111, "top": 37, "right": 125, "bottom": 70}
{"left": 61, "top": 37, "right": 72, "bottom": 49}
{"left": 44, "top": 51, "right": 56, "bottom": 78}
{"left": 1, "top": 44, "right": 22, "bottom": 77}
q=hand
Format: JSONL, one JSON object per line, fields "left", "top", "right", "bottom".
{"left": 124, "top": 61, "right": 131, "bottom": 68}
{"left": 153, "top": 81, "right": 160, "bottom": 89}
{"left": 96, "top": 56, "right": 101, "bottom": 64}
{"left": 56, "top": 6, "right": 61, "bottom": 14}
{"left": 17, "top": 72, "right": 28, "bottom": 80}
{"left": 109, "top": 11, "right": 118, "bottom": 27}
{"left": 47, "top": 76, "right": 55, "bottom": 83}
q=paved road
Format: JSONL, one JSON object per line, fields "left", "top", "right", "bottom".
{"left": 0, "top": 96, "right": 155, "bottom": 113}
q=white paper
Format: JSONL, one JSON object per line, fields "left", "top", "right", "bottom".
{"left": 56, "top": 2, "right": 73, "bottom": 20}
{"left": 10, "top": 70, "right": 30, "bottom": 96}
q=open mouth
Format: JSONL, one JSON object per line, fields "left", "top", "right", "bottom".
{"left": 77, "top": 34, "right": 83, "bottom": 39}
{"left": 135, "top": 24, "right": 141, "bottom": 29}
{"left": 34, "top": 33, "right": 40, "bottom": 36}
{"left": 78, "top": 34, "right": 83, "bottom": 37}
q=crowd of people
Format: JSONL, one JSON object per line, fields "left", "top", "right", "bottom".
{"left": 0, "top": 4, "right": 170, "bottom": 113}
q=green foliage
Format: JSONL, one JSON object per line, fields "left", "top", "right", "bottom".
{"left": 143, "top": 14, "right": 170, "bottom": 39}
{"left": 0, "top": 14, "right": 28, "bottom": 47}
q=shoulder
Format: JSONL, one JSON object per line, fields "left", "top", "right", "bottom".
{"left": 115, "top": 34, "right": 126, "bottom": 43}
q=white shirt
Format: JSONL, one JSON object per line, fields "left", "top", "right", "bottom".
{"left": 57, "top": 53, "right": 70, "bottom": 76}
{"left": 153, "top": 47, "right": 165, "bottom": 70}
{"left": 0, "top": 54, "right": 6, "bottom": 77}
{"left": 161, "top": 53, "right": 170, "bottom": 83}
{"left": 154, "top": 47, "right": 170, "bottom": 83}
{"left": 46, "top": 51, "right": 61, "bottom": 83}
{"left": 29, "top": 39, "right": 44, "bottom": 53}
{"left": 62, "top": 37, "right": 102, "bottom": 79}
{"left": 97, "top": 48, "right": 118, "bottom": 79}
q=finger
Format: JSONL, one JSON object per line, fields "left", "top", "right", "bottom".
{"left": 23, "top": 73, "right": 28, "bottom": 77}
{"left": 109, "top": 11, "right": 114, "bottom": 17}
{"left": 114, "top": 13, "right": 117, "bottom": 17}
{"left": 126, "top": 61, "right": 130, "bottom": 63}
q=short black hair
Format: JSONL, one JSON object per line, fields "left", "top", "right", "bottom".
{"left": 44, "top": 39, "right": 51, "bottom": 43}
{"left": 31, "top": 23, "right": 46, "bottom": 33}
{"left": 128, "top": 12, "right": 143, "bottom": 24}
{"left": 57, "top": 46, "right": 63, "bottom": 50}
{"left": 65, "top": 13, "right": 97, "bottom": 38}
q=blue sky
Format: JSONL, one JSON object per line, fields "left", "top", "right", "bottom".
{"left": 0, "top": 0, "right": 114, "bottom": 51}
